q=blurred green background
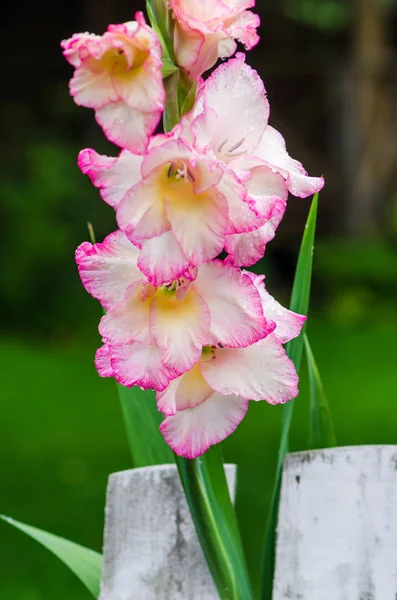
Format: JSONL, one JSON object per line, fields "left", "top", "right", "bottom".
{"left": 1, "top": 0, "right": 397, "bottom": 598}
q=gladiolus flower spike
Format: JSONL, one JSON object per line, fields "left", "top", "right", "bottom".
{"left": 64, "top": 0, "right": 324, "bottom": 457}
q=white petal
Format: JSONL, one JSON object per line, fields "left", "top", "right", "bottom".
{"left": 99, "top": 281, "right": 152, "bottom": 344}
{"left": 199, "top": 54, "right": 269, "bottom": 158}
{"left": 160, "top": 393, "right": 249, "bottom": 458}
{"left": 75, "top": 230, "right": 142, "bottom": 309}
{"left": 137, "top": 232, "right": 191, "bottom": 286}
{"left": 157, "top": 364, "right": 213, "bottom": 416}
{"left": 201, "top": 334, "right": 299, "bottom": 403}
{"left": 150, "top": 288, "right": 210, "bottom": 376}
{"left": 256, "top": 126, "right": 324, "bottom": 198}
{"left": 193, "top": 260, "right": 273, "bottom": 347}
{"left": 110, "top": 342, "right": 174, "bottom": 391}
{"left": 78, "top": 149, "right": 143, "bottom": 209}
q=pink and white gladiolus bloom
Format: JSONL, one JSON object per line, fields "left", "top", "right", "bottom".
{"left": 76, "top": 230, "right": 275, "bottom": 391}
{"left": 78, "top": 132, "right": 273, "bottom": 282}
{"left": 158, "top": 275, "right": 306, "bottom": 458}
{"left": 182, "top": 54, "right": 325, "bottom": 265}
{"left": 170, "top": 0, "right": 260, "bottom": 80}
{"left": 61, "top": 12, "right": 164, "bottom": 154}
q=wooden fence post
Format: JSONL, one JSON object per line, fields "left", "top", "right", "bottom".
{"left": 272, "top": 445, "right": 397, "bottom": 599}
{"left": 99, "top": 464, "right": 236, "bottom": 600}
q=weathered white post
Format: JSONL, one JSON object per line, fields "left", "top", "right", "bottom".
{"left": 99, "top": 464, "right": 236, "bottom": 600}
{"left": 273, "top": 445, "right": 397, "bottom": 600}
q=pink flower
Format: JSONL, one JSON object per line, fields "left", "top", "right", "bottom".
{"left": 61, "top": 12, "right": 165, "bottom": 154}
{"left": 76, "top": 230, "right": 275, "bottom": 389}
{"left": 78, "top": 133, "right": 268, "bottom": 282}
{"left": 158, "top": 278, "right": 305, "bottom": 457}
{"left": 170, "top": 0, "right": 260, "bottom": 79}
{"left": 182, "top": 54, "right": 325, "bottom": 265}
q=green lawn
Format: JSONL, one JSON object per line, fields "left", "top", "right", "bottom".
{"left": 1, "top": 318, "right": 396, "bottom": 599}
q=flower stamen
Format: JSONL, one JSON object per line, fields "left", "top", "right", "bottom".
{"left": 217, "top": 139, "right": 228, "bottom": 153}
{"left": 227, "top": 137, "right": 245, "bottom": 153}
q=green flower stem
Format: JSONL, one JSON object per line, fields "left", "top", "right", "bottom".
{"left": 261, "top": 194, "right": 319, "bottom": 600}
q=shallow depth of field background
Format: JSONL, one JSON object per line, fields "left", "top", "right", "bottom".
{"left": 1, "top": 0, "right": 397, "bottom": 598}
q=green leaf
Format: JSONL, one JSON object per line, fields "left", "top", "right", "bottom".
{"left": 261, "top": 193, "right": 319, "bottom": 600}
{"left": 162, "top": 58, "right": 179, "bottom": 79}
{"left": 118, "top": 384, "right": 174, "bottom": 467}
{"left": 163, "top": 71, "right": 181, "bottom": 133}
{"left": 175, "top": 446, "right": 253, "bottom": 600}
{"left": 146, "top": 0, "right": 175, "bottom": 62}
{"left": 0, "top": 514, "right": 102, "bottom": 597}
{"left": 304, "top": 333, "right": 337, "bottom": 449}
{"left": 180, "top": 80, "right": 197, "bottom": 117}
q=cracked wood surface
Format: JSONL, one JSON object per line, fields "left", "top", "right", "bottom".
{"left": 273, "top": 446, "right": 397, "bottom": 600}
{"left": 99, "top": 464, "right": 236, "bottom": 600}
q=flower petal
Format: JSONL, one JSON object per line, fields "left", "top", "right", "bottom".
{"left": 193, "top": 260, "right": 274, "bottom": 347}
{"left": 198, "top": 53, "right": 269, "bottom": 158}
{"left": 201, "top": 334, "right": 299, "bottom": 403}
{"left": 160, "top": 393, "right": 249, "bottom": 458}
{"left": 218, "top": 171, "right": 259, "bottom": 235}
{"left": 110, "top": 342, "right": 174, "bottom": 391}
{"left": 69, "top": 65, "right": 117, "bottom": 109}
{"left": 95, "top": 344, "right": 114, "bottom": 377}
{"left": 99, "top": 281, "right": 152, "bottom": 344}
{"left": 137, "top": 231, "right": 191, "bottom": 286}
{"left": 96, "top": 101, "right": 161, "bottom": 154}
{"left": 61, "top": 33, "right": 102, "bottom": 68}
{"left": 165, "top": 184, "right": 228, "bottom": 265}
{"left": 78, "top": 149, "right": 143, "bottom": 208}
{"left": 256, "top": 126, "right": 325, "bottom": 198}
{"left": 75, "top": 230, "right": 142, "bottom": 310}
{"left": 225, "top": 199, "right": 286, "bottom": 266}
{"left": 244, "top": 165, "right": 288, "bottom": 216}
{"left": 247, "top": 273, "right": 306, "bottom": 344}
{"left": 225, "top": 9, "right": 260, "bottom": 49}
{"left": 150, "top": 288, "right": 210, "bottom": 375}
{"left": 157, "top": 364, "right": 213, "bottom": 416}
{"left": 112, "top": 56, "right": 165, "bottom": 113}
{"left": 117, "top": 174, "right": 170, "bottom": 243}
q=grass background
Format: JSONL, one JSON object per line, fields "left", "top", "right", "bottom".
{"left": 1, "top": 316, "right": 396, "bottom": 599}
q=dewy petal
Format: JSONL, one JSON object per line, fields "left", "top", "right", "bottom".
{"left": 244, "top": 165, "right": 289, "bottom": 216}
{"left": 75, "top": 230, "right": 142, "bottom": 310}
{"left": 160, "top": 393, "right": 249, "bottom": 458}
{"left": 193, "top": 260, "right": 274, "bottom": 347}
{"left": 156, "top": 364, "right": 213, "bottom": 416}
{"left": 165, "top": 184, "right": 228, "bottom": 265}
{"left": 96, "top": 101, "right": 162, "bottom": 154}
{"left": 69, "top": 65, "right": 117, "bottom": 109}
{"left": 78, "top": 149, "right": 143, "bottom": 209}
{"left": 225, "top": 199, "right": 286, "bottom": 267}
{"left": 173, "top": 21, "right": 213, "bottom": 80}
{"left": 62, "top": 15, "right": 165, "bottom": 154}
{"left": 170, "top": 1, "right": 259, "bottom": 80}
{"left": 95, "top": 344, "right": 114, "bottom": 377}
{"left": 225, "top": 9, "right": 260, "bottom": 49}
{"left": 197, "top": 54, "right": 269, "bottom": 158}
{"left": 218, "top": 171, "right": 259, "bottom": 235}
{"left": 110, "top": 342, "right": 174, "bottom": 391}
{"left": 99, "top": 281, "right": 152, "bottom": 345}
{"left": 111, "top": 55, "right": 165, "bottom": 113}
{"left": 137, "top": 231, "right": 191, "bottom": 286}
{"left": 150, "top": 288, "right": 211, "bottom": 375}
{"left": 116, "top": 174, "right": 170, "bottom": 243}
{"left": 61, "top": 33, "right": 102, "bottom": 68}
{"left": 201, "top": 334, "right": 299, "bottom": 403}
{"left": 256, "top": 126, "right": 325, "bottom": 198}
{"left": 247, "top": 273, "right": 306, "bottom": 344}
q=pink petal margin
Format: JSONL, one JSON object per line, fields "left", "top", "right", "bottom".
{"left": 160, "top": 393, "right": 249, "bottom": 458}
